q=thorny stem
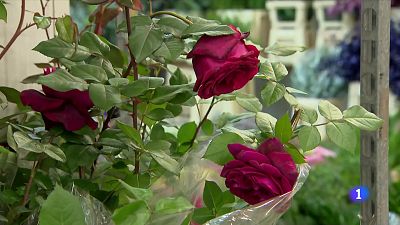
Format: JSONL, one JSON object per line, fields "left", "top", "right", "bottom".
{"left": 189, "top": 97, "right": 216, "bottom": 149}
{"left": 21, "top": 158, "right": 41, "bottom": 206}
{"left": 0, "top": 0, "right": 31, "bottom": 61}
{"left": 150, "top": 11, "right": 193, "bottom": 25}
{"left": 125, "top": 7, "right": 140, "bottom": 174}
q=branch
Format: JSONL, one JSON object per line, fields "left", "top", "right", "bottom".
{"left": 125, "top": 6, "right": 140, "bottom": 174}
{"left": 0, "top": 0, "right": 27, "bottom": 60}
{"left": 40, "top": 0, "right": 50, "bottom": 40}
{"left": 189, "top": 97, "right": 216, "bottom": 148}
{"left": 150, "top": 11, "right": 193, "bottom": 25}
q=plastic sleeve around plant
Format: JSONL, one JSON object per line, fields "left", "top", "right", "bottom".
{"left": 204, "top": 164, "right": 310, "bottom": 225}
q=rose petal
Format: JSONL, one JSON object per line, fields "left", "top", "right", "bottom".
{"left": 187, "top": 26, "right": 241, "bottom": 59}
{"left": 266, "top": 151, "right": 298, "bottom": 186}
{"left": 21, "top": 90, "right": 65, "bottom": 112}
{"left": 258, "top": 138, "right": 285, "bottom": 154}
{"left": 43, "top": 103, "right": 97, "bottom": 131}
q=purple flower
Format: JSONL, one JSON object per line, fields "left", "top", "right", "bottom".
{"left": 20, "top": 68, "right": 97, "bottom": 131}
{"left": 221, "top": 138, "right": 299, "bottom": 205}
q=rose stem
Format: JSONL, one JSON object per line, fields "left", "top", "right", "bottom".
{"left": 0, "top": 0, "right": 36, "bottom": 61}
{"left": 150, "top": 11, "right": 193, "bottom": 25}
{"left": 189, "top": 97, "right": 216, "bottom": 149}
{"left": 39, "top": 0, "right": 50, "bottom": 40}
{"left": 124, "top": 6, "right": 140, "bottom": 174}
{"left": 21, "top": 157, "right": 42, "bottom": 206}
{"left": 149, "top": 0, "right": 152, "bottom": 15}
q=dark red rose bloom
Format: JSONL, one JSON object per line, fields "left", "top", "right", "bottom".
{"left": 221, "top": 138, "right": 298, "bottom": 205}
{"left": 20, "top": 67, "right": 97, "bottom": 131}
{"left": 187, "top": 25, "right": 260, "bottom": 99}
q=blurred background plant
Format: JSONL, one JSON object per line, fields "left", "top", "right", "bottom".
{"left": 290, "top": 47, "right": 347, "bottom": 99}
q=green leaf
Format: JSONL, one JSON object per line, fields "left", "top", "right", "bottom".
{"left": 192, "top": 208, "right": 214, "bottom": 224}
{"left": 89, "top": 84, "right": 122, "bottom": 111}
{"left": 151, "top": 84, "right": 194, "bottom": 104}
{"left": 37, "top": 69, "right": 88, "bottom": 91}
{"left": 129, "top": 25, "right": 164, "bottom": 62}
{"left": 284, "top": 93, "right": 299, "bottom": 107}
{"left": 146, "top": 108, "right": 174, "bottom": 121}
{"left": 285, "top": 143, "right": 306, "bottom": 164}
{"left": 301, "top": 107, "right": 318, "bottom": 124}
{"left": 203, "top": 181, "right": 223, "bottom": 211}
{"left": 236, "top": 94, "right": 262, "bottom": 113}
{"left": 259, "top": 62, "right": 288, "bottom": 81}
{"left": 204, "top": 132, "right": 244, "bottom": 165}
{"left": 170, "top": 68, "right": 188, "bottom": 85}
{"left": 222, "top": 126, "right": 255, "bottom": 143}
{"left": 0, "top": 2, "right": 6, "bottom": 22}
{"left": 298, "top": 126, "right": 321, "bottom": 151}
{"left": 166, "top": 103, "right": 182, "bottom": 116}
{"left": 177, "top": 122, "right": 197, "bottom": 143}
{"left": 100, "top": 37, "right": 127, "bottom": 68}
{"left": 39, "top": 186, "right": 86, "bottom": 225}
{"left": 255, "top": 112, "right": 277, "bottom": 134}
{"left": 0, "top": 86, "right": 23, "bottom": 109}
{"left": 33, "top": 13, "right": 51, "bottom": 29}
{"left": 33, "top": 37, "right": 77, "bottom": 59}
{"left": 275, "top": 114, "right": 292, "bottom": 143}
{"left": 343, "top": 105, "right": 383, "bottom": 131}
{"left": 146, "top": 140, "right": 171, "bottom": 151}
{"left": 80, "top": 31, "right": 110, "bottom": 55}
{"left": 149, "top": 150, "right": 179, "bottom": 174}
{"left": 109, "top": 78, "right": 129, "bottom": 87}
{"left": 182, "top": 23, "right": 235, "bottom": 36}
{"left": 117, "top": 16, "right": 153, "bottom": 33}
{"left": 265, "top": 42, "right": 306, "bottom": 56}
{"left": 261, "top": 82, "right": 285, "bottom": 106}
{"left": 118, "top": 179, "right": 153, "bottom": 201}
{"left": 44, "top": 144, "right": 66, "bottom": 162}
{"left": 318, "top": 100, "right": 343, "bottom": 120}
{"left": 121, "top": 77, "right": 164, "bottom": 97}
{"left": 155, "top": 197, "right": 193, "bottom": 214}
{"left": 116, "top": 121, "right": 144, "bottom": 148}
{"left": 154, "top": 37, "right": 185, "bottom": 61}
{"left": 55, "top": 15, "right": 76, "bottom": 43}
{"left": 201, "top": 119, "right": 214, "bottom": 136}
{"left": 70, "top": 64, "right": 107, "bottom": 83}
{"left": 13, "top": 132, "right": 44, "bottom": 153}
{"left": 286, "top": 87, "right": 308, "bottom": 95}
{"left": 63, "top": 145, "right": 98, "bottom": 170}
{"left": 157, "top": 17, "right": 189, "bottom": 37}
{"left": 112, "top": 200, "right": 150, "bottom": 225}
{"left": 326, "top": 121, "right": 358, "bottom": 153}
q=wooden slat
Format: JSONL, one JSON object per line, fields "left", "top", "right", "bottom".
{"left": 360, "top": 0, "right": 390, "bottom": 225}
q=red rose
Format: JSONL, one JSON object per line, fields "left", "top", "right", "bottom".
{"left": 187, "top": 25, "right": 260, "bottom": 99}
{"left": 20, "top": 67, "right": 97, "bottom": 131}
{"left": 221, "top": 138, "right": 298, "bottom": 205}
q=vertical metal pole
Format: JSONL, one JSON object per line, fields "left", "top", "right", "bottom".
{"left": 360, "top": 0, "right": 390, "bottom": 225}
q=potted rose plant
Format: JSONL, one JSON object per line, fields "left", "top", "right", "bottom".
{"left": 0, "top": 0, "right": 383, "bottom": 225}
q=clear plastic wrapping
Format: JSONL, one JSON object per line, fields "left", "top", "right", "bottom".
{"left": 205, "top": 164, "right": 310, "bottom": 225}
